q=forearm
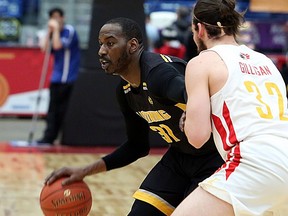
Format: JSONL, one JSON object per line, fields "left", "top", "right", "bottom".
{"left": 102, "top": 141, "right": 149, "bottom": 170}
{"left": 51, "top": 29, "right": 62, "bottom": 50}
{"left": 45, "top": 158, "right": 107, "bottom": 186}
{"left": 111, "top": 84, "right": 150, "bottom": 171}
{"left": 83, "top": 158, "right": 107, "bottom": 176}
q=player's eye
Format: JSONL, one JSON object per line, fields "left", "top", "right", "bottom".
{"left": 107, "top": 41, "right": 114, "bottom": 47}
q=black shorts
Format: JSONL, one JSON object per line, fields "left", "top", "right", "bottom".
{"left": 128, "top": 147, "right": 224, "bottom": 215}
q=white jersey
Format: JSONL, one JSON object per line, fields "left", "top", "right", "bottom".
{"left": 199, "top": 44, "right": 288, "bottom": 215}
{"left": 209, "top": 44, "right": 288, "bottom": 159}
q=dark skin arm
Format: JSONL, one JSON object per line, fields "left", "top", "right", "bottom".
{"left": 45, "top": 159, "right": 107, "bottom": 185}
{"left": 45, "top": 61, "right": 187, "bottom": 186}
{"left": 45, "top": 83, "right": 150, "bottom": 186}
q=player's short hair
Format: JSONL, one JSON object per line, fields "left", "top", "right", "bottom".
{"left": 105, "top": 17, "right": 144, "bottom": 46}
{"left": 48, "top": 7, "right": 64, "bottom": 18}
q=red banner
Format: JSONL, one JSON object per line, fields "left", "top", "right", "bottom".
{"left": 0, "top": 47, "right": 53, "bottom": 116}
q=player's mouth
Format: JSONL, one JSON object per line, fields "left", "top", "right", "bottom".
{"left": 99, "top": 59, "right": 110, "bottom": 70}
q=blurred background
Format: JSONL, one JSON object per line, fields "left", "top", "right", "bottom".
{"left": 0, "top": 0, "right": 288, "bottom": 146}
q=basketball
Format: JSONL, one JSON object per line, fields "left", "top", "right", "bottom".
{"left": 40, "top": 178, "right": 92, "bottom": 216}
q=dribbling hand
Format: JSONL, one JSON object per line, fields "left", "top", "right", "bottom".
{"left": 45, "top": 167, "right": 86, "bottom": 186}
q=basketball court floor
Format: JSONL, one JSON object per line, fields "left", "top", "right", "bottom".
{"left": 0, "top": 118, "right": 166, "bottom": 215}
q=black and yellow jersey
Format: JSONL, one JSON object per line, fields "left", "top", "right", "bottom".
{"left": 116, "top": 51, "right": 216, "bottom": 156}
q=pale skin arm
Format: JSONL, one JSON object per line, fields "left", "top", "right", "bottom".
{"left": 44, "top": 158, "right": 107, "bottom": 186}
{"left": 172, "top": 52, "right": 234, "bottom": 215}
{"left": 183, "top": 53, "right": 212, "bottom": 148}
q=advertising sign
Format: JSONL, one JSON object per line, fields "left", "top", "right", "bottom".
{"left": 0, "top": 47, "right": 52, "bottom": 116}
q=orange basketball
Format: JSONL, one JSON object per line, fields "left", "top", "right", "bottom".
{"left": 40, "top": 178, "right": 92, "bottom": 216}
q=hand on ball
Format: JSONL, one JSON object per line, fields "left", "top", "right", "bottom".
{"left": 45, "top": 167, "right": 87, "bottom": 186}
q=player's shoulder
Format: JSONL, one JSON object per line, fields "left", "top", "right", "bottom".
{"left": 188, "top": 50, "right": 221, "bottom": 68}
{"left": 142, "top": 51, "right": 186, "bottom": 64}
{"left": 185, "top": 51, "right": 218, "bottom": 80}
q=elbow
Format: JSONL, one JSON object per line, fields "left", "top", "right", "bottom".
{"left": 185, "top": 130, "right": 210, "bottom": 149}
{"left": 186, "top": 136, "right": 206, "bottom": 149}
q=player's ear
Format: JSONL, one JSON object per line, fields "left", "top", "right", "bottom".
{"left": 128, "top": 38, "right": 138, "bottom": 54}
{"left": 198, "top": 23, "right": 205, "bottom": 37}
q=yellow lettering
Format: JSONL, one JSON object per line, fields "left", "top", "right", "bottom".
{"left": 137, "top": 110, "right": 171, "bottom": 123}
{"left": 150, "top": 124, "right": 180, "bottom": 143}
{"left": 150, "top": 126, "right": 172, "bottom": 143}
{"left": 159, "top": 124, "right": 180, "bottom": 142}
{"left": 244, "top": 81, "right": 288, "bottom": 121}
{"left": 265, "top": 82, "right": 288, "bottom": 121}
{"left": 244, "top": 81, "right": 272, "bottom": 119}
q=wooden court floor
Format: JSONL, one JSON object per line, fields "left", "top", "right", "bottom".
{"left": 0, "top": 143, "right": 166, "bottom": 216}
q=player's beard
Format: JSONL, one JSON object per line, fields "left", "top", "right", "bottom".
{"left": 111, "top": 50, "right": 129, "bottom": 76}
{"left": 197, "top": 38, "right": 207, "bottom": 53}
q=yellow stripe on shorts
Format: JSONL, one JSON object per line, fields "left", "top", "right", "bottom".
{"left": 133, "top": 189, "right": 175, "bottom": 215}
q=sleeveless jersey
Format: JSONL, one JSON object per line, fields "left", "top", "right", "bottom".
{"left": 119, "top": 51, "right": 217, "bottom": 155}
{"left": 209, "top": 44, "right": 288, "bottom": 158}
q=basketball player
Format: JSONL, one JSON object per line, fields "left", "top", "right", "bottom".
{"left": 172, "top": 0, "right": 288, "bottom": 215}
{"left": 44, "top": 17, "right": 224, "bottom": 215}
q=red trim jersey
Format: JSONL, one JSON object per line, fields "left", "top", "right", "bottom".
{"left": 209, "top": 44, "right": 288, "bottom": 159}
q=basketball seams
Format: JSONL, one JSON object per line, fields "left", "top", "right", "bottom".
{"left": 41, "top": 197, "right": 92, "bottom": 211}
{"left": 40, "top": 178, "right": 92, "bottom": 215}
{"left": 40, "top": 184, "right": 90, "bottom": 201}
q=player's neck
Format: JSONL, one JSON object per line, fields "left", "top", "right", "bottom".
{"left": 206, "top": 35, "right": 238, "bottom": 49}
{"left": 120, "top": 66, "right": 141, "bottom": 88}
{"left": 122, "top": 52, "right": 142, "bottom": 87}
{"left": 121, "top": 74, "right": 141, "bottom": 88}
